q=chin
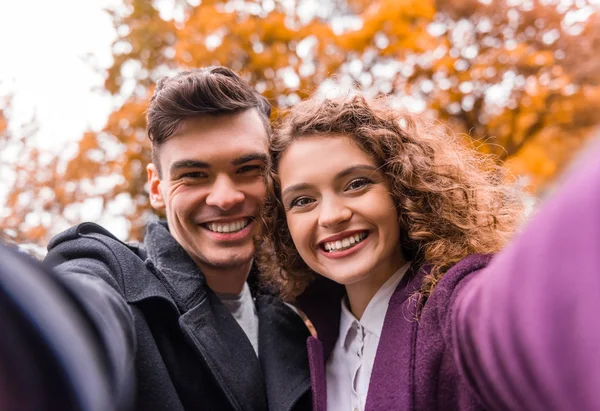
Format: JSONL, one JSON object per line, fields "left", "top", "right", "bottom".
{"left": 324, "top": 270, "right": 370, "bottom": 286}
{"left": 208, "top": 249, "right": 254, "bottom": 268}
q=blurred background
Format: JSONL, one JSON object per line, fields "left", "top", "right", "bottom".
{"left": 1, "top": 0, "right": 599, "bottom": 254}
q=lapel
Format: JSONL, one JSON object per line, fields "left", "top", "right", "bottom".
{"left": 142, "top": 221, "right": 207, "bottom": 312}
{"left": 364, "top": 266, "right": 422, "bottom": 411}
{"left": 143, "top": 221, "right": 268, "bottom": 411}
{"left": 296, "top": 277, "right": 345, "bottom": 411}
{"left": 307, "top": 337, "right": 327, "bottom": 411}
{"left": 256, "top": 295, "right": 312, "bottom": 411}
{"left": 179, "top": 291, "right": 268, "bottom": 411}
{"left": 296, "top": 276, "right": 345, "bottom": 361}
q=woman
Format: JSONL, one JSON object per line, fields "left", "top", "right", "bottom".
{"left": 259, "top": 94, "right": 600, "bottom": 410}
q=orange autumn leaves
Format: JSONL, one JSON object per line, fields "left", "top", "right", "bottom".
{"left": 2, "top": 0, "right": 599, "bottom": 246}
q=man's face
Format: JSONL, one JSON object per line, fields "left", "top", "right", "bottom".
{"left": 147, "top": 109, "right": 268, "bottom": 272}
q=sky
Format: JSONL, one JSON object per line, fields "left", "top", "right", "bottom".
{"left": 0, "top": 0, "right": 120, "bottom": 150}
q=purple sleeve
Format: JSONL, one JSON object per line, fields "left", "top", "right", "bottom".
{"left": 453, "top": 145, "right": 600, "bottom": 410}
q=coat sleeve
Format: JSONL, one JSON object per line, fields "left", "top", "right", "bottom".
{"left": 44, "top": 230, "right": 137, "bottom": 410}
{"left": 452, "top": 145, "right": 600, "bottom": 410}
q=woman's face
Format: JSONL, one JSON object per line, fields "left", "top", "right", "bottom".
{"left": 278, "top": 134, "right": 404, "bottom": 288}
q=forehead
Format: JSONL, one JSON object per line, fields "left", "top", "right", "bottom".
{"left": 279, "top": 134, "right": 375, "bottom": 187}
{"left": 158, "top": 109, "right": 268, "bottom": 169}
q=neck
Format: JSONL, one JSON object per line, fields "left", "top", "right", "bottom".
{"left": 194, "top": 258, "right": 253, "bottom": 295}
{"left": 345, "top": 249, "right": 406, "bottom": 320}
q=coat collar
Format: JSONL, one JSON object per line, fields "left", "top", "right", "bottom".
{"left": 143, "top": 221, "right": 207, "bottom": 313}
{"left": 296, "top": 276, "right": 345, "bottom": 362}
{"left": 363, "top": 264, "right": 420, "bottom": 410}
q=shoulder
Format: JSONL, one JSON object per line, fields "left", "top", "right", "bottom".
{"left": 44, "top": 222, "right": 152, "bottom": 301}
{"left": 431, "top": 254, "right": 492, "bottom": 301}
{"left": 420, "top": 254, "right": 492, "bottom": 330}
{"left": 45, "top": 222, "right": 146, "bottom": 277}
{"left": 47, "top": 222, "right": 143, "bottom": 257}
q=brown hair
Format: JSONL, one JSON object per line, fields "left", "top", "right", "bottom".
{"left": 258, "top": 95, "right": 524, "bottom": 301}
{"left": 146, "top": 66, "right": 271, "bottom": 175}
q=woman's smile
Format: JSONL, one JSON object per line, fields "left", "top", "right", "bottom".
{"left": 317, "top": 230, "right": 370, "bottom": 258}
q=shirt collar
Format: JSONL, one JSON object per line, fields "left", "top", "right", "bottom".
{"left": 338, "top": 261, "right": 411, "bottom": 347}
{"left": 338, "top": 297, "right": 356, "bottom": 348}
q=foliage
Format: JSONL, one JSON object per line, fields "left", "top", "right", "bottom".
{"left": 0, "top": 94, "right": 47, "bottom": 248}
{"left": 2, "top": 0, "right": 599, "bottom": 246}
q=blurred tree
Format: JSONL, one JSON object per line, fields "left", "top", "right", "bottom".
{"left": 0, "top": 94, "right": 48, "bottom": 249}
{"left": 2, "top": 0, "right": 599, "bottom": 246}
{"left": 409, "top": 0, "right": 600, "bottom": 188}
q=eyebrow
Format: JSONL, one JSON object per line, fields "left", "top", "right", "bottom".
{"left": 169, "top": 153, "right": 268, "bottom": 176}
{"left": 281, "top": 164, "right": 379, "bottom": 198}
{"left": 231, "top": 153, "right": 268, "bottom": 166}
{"left": 170, "top": 160, "right": 209, "bottom": 176}
{"left": 281, "top": 183, "right": 312, "bottom": 198}
{"left": 335, "top": 164, "right": 379, "bottom": 180}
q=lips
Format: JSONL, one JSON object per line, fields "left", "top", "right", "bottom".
{"left": 318, "top": 230, "right": 369, "bottom": 253}
{"left": 322, "top": 232, "right": 368, "bottom": 252}
{"left": 203, "top": 218, "right": 250, "bottom": 233}
{"left": 200, "top": 217, "right": 255, "bottom": 242}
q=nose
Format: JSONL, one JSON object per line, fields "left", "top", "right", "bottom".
{"left": 318, "top": 197, "right": 352, "bottom": 228}
{"left": 205, "top": 175, "right": 245, "bottom": 211}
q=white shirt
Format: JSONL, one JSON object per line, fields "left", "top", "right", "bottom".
{"left": 326, "top": 262, "right": 411, "bottom": 411}
{"left": 216, "top": 282, "right": 259, "bottom": 356}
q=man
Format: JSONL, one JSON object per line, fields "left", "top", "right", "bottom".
{"left": 43, "top": 67, "right": 312, "bottom": 411}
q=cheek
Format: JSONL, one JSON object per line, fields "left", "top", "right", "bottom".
{"left": 380, "top": 208, "right": 401, "bottom": 243}
{"left": 166, "top": 183, "right": 186, "bottom": 204}
{"left": 286, "top": 216, "right": 312, "bottom": 255}
{"left": 237, "top": 178, "right": 266, "bottom": 205}
{"left": 249, "top": 180, "right": 267, "bottom": 203}
{"left": 168, "top": 186, "right": 203, "bottom": 212}
{"left": 367, "top": 193, "right": 400, "bottom": 239}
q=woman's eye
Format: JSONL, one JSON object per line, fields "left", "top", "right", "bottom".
{"left": 290, "top": 196, "right": 314, "bottom": 208}
{"left": 346, "top": 178, "right": 371, "bottom": 191}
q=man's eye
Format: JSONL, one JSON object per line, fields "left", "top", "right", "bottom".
{"left": 290, "top": 196, "right": 314, "bottom": 208}
{"left": 237, "top": 165, "right": 263, "bottom": 174}
{"left": 180, "top": 172, "right": 207, "bottom": 179}
{"left": 346, "top": 178, "right": 372, "bottom": 191}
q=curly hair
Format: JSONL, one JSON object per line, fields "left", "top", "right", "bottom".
{"left": 257, "top": 94, "right": 524, "bottom": 302}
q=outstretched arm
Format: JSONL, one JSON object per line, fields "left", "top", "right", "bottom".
{"left": 453, "top": 145, "right": 600, "bottom": 410}
{"left": 43, "top": 233, "right": 137, "bottom": 410}
{"left": 0, "top": 242, "right": 135, "bottom": 411}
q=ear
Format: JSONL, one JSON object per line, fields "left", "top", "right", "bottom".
{"left": 147, "top": 163, "right": 166, "bottom": 210}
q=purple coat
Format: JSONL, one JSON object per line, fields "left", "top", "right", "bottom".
{"left": 298, "top": 255, "right": 491, "bottom": 411}
{"left": 297, "top": 145, "right": 600, "bottom": 411}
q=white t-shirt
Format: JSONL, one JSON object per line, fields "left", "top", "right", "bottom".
{"left": 216, "top": 282, "right": 259, "bottom": 356}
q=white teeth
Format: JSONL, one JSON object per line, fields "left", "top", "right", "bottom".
{"left": 206, "top": 219, "right": 249, "bottom": 233}
{"left": 323, "top": 232, "right": 368, "bottom": 252}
